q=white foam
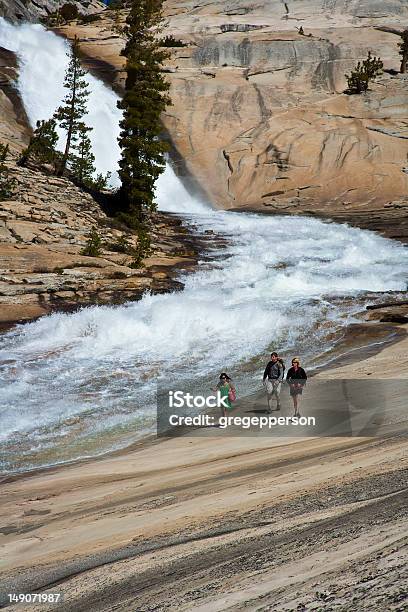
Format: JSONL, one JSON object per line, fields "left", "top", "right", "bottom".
{"left": 0, "top": 19, "right": 122, "bottom": 185}
{"left": 0, "top": 20, "right": 407, "bottom": 469}
{"left": 156, "top": 163, "right": 209, "bottom": 213}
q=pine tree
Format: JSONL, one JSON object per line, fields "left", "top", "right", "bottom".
{"left": 80, "top": 228, "right": 102, "bottom": 256}
{"left": 18, "top": 119, "right": 59, "bottom": 170}
{"left": 93, "top": 172, "right": 111, "bottom": 191}
{"left": 0, "top": 144, "right": 17, "bottom": 200}
{"left": 345, "top": 52, "right": 383, "bottom": 94}
{"left": 399, "top": 29, "right": 408, "bottom": 74}
{"left": 69, "top": 123, "right": 95, "bottom": 185}
{"left": 117, "top": 0, "right": 171, "bottom": 224}
{"left": 54, "top": 36, "right": 92, "bottom": 176}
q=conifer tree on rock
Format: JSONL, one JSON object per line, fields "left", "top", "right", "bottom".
{"left": 19, "top": 119, "right": 59, "bottom": 170}
{"left": 0, "top": 144, "right": 17, "bottom": 201}
{"left": 117, "top": 0, "right": 171, "bottom": 225}
{"left": 345, "top": 52, "right": 383, "bottom": 94}
{"left": 54, "top": 36, "right": 92, "bottom": 176}
{"left": 69, "top": 123, "right": 95, "bottom": 186}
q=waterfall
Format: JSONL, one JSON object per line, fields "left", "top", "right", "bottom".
{"left": 0, "top": 18, "right": 121, "bottom": 185}
{"left": 1, "top": 19, "right": 408, "bottom": 473}
{"left": 0, "top": 17, "right": 209, "bottom": 207}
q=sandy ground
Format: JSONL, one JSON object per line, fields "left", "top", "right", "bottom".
{"left": 0, "top": 329, "right": 407, "bottom": 611}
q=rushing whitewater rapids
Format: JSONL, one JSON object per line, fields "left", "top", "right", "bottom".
{"left": 0, "top": 21, "right": 408, "bottom": 472}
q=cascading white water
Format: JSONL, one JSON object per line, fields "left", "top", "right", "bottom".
{"left": 0, "top": 17, "right": 206, "bottom": 196}
{"left": 0, "top": 19, "right": 122, "bottom": 185}
{"left": 1, "top": 20, "right": 408, "bottom": 472}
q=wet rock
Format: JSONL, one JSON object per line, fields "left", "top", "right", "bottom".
{"left": 0, "top": 47, "right": 31, "bottom": 153}
{"left": 64, "top": 416, "right": 81, "bottom": 426}
{"left": 366, "top": 305, "right": 408, "bottom": 324}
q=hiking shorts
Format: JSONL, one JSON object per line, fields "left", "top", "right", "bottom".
{"left": 265, "top": 380, "right": 281, "bottom": 397}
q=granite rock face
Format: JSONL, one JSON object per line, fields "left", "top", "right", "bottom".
{"left": 0, "top": 161, "right": 197, "bottom": 325}
{"left": 0, "top": 0, "right": 104, "bottom": 23}
{"left": 58, "top": 0, "right": 408, "bottom": 217}
{"left": 161, "top": 0, "right": 408, "bottom": 212}
{"left": 0, "top": 11, "right": 201, "bottom": 326}
{"left": 0, "top": 47, "right": 31, "bottom": 152}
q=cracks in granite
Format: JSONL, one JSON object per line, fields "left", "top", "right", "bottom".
{"left": 252, "top": 82, "right": 270, "bottom": 122}
{"left": 366, "top": 126, "right": 408, "bottom": 139}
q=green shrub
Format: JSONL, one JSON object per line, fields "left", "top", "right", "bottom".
{"left": 106, "top": 230, "right": 151, "bottom": 268}
{"left": 129, "top": 226, "right": 151, "bottom": 268}
{"left": 162, "top": 35, "right": 187, "bottom": 48}
{"left": 80, "top": 228, "right": 102, "bottom": 257}
{"left": 0, "top": 144, "right": 17, "bottom": 201}
{"left": 107, "top": 0, "right": 125, "bottom": 9}
{"left": 60, "top": 3, "right": 79, "bottom": 21}
{"left": 19, "top": 119, "right": 59, "bottom": 170}
{"left": 345, "top": 52, "right": 383, "bottom": 94}
{"left": 111, "top": 270, "right": 128, "bottom": 279}
{"left": 78, "top": 13, "right": 101, "bottom": 24}
{"left": 105, "top": 235, "right": 131, "bottom": 253}
{"left": 91, "top": 172, "right": 111, "bottom": 191}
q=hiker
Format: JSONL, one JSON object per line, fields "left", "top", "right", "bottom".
{"left": 215, "top": 373, "right": 236, "bottom": 418}
{"left": 263, "top": 352, "right": 285, "bottom": 412}
{"left": 286, "top": 357, "right": 307, "bottom": 417}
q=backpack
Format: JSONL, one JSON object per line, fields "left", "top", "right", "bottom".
{"left": 278, "top": 358, "right": 285, "bottom": 376}
{"left": 228, "top": 385, "right": 236, "bottom": 402}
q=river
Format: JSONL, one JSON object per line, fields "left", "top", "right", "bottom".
{"left": 0, "top": 19, "right": 407, "bottom": 474}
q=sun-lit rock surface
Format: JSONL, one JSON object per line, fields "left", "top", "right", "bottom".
{"left": 1, "top": 1, "right": 408, "bottom": 326}
{"left": 0, "top": 11, "right": 200, "bottom": 326}
{"left": 57, "top": 0, "right": 408, "bottom": 224}
{"left": 0, "top": 160, "right": 197, "bottom": 325}
{"left": 161, "top": 0, "right": 408, "bottom": 213}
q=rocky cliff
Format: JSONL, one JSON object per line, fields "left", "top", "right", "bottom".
{"left": 0, "top": 29, "right": 198, "bottom": 326}
{"left": 1, "top": 1, "right": 407, "bottom": 326}
{"left": 0, "top": 47, "right": 31, "bottom": 152}
{"left": 59, "top": 0, "right": 408, "bottom": 234}
{"left": 0, "top": 158, "right": 197, "bottom": 326}
{"left": 0, "top": 0, "right": 104, "bottom": 23}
